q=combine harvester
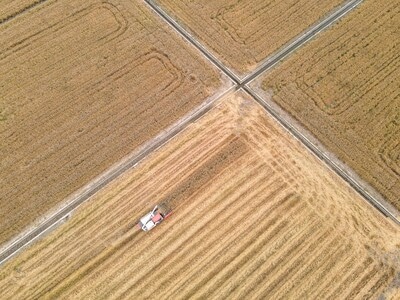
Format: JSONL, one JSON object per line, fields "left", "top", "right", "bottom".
{"left": 137, "top": 204, "right": 172, "bottom": 231}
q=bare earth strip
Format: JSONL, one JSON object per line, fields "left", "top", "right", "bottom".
{"left": 154, "top": 0, "right": 345, "bottom": 76}
{"left": 252, "top": 0, "right": 400, "bottom": 211}
{"left": 0, "top": 92, "right": 399, "bottom": 299}
{"left": 0, "top": 0, "right": 225, "bottom": 245}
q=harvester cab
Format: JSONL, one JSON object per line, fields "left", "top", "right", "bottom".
{"left": 137, "top": 204, "right": 172, "bottom": 231}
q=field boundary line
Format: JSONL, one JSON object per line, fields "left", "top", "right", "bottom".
{"left": 0, "top": 84, "right": 236, "bottom": 267}
{"left": 241, "top": 0, "right": 364, "bottom": 85}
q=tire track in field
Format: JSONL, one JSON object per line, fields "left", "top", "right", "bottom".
{"left": 325, "top": 257, "right": 374, "bottom": 299}
{"left": 217, "top": 214, "right": 322, "bottom": 299}
{"left": 137, "top": 178, "right": 287, "bottom": 298}
{"left": 258, "top": 232, "right": 343, "bottom": 299}
{"left": 39, "top": 230, "right": 140, "bottom": 299}
{"left": 99, "top": 147, "right": 284, "bottom": 298}
{"left": 160, "top": 136, "right": 249, "bottom": 209}
{"left": 282, "top": 241, "right": 353, "bottom": 299}
{"left": 97, "top": 158, "right": 266, "bottom": 298}
{"left": 165, "top": 194, "right": 301, "bottom": 299}
{"left": 186, "top": 197, "right": 307, "bottom": 298}
{"left": 105, "top": 156, "right": 267, "bottom": 298}
{"left": 307, "top": 247, "right": 357, "bottom": 298}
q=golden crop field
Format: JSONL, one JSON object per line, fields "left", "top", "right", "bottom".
{"left": 0, "top": 0, "right": 223, "bottom": 245}
{"left": 1, "top": 92, "right": 399, "bottom": 299}
{"left": 255, "top": 0, "right": 400, "bottom": 211}
{"left": 155, "top": 0, "right": 344, "bottom": 76}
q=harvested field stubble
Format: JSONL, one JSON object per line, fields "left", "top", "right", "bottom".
{"left": 0, "top": 0, "right": 223, "bottom": 245}
{"left": 155, "top": 0, "right": 344, "bottom": 76}
{"left": 255, "top": 0, "right": 400, "bottom": 211}
{"left": 1, "top": 92, "right": 399, "bottom": 299}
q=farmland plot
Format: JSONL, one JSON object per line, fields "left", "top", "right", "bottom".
{"left": 253, "top": 0, "right": 400, "bottom": 211}
{"left": 0, "top": 0, "right": 224, "bottom": 245}
{"left": 1, "top": 92, "right": 399, "bottom": 299}
{"left": 155, "top": 0, "right": 344, "bottom": 76}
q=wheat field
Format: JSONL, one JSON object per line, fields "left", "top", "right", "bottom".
{"left": 1, "top": 92, "right": 399, "bottom": 299}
